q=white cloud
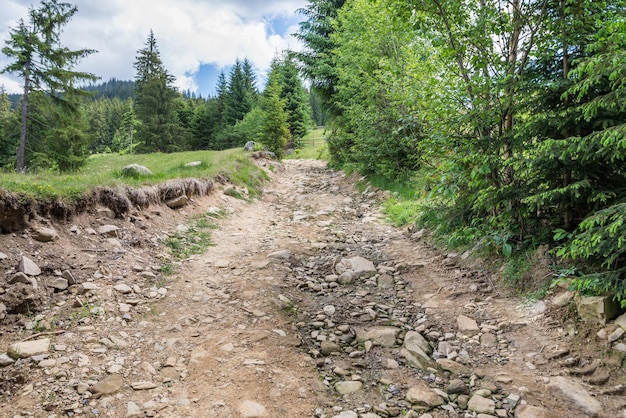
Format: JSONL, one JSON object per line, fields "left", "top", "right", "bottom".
{"left": 0, "top": 0, "right": 307, "bottom": 95}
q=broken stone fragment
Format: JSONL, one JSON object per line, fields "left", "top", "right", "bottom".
{"left": 18, "top": 256, "right": 41, "bottom": 276}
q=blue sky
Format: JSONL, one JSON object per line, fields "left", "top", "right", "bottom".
{"left": 0, "top": 0, "right": 307, "bottom": 97}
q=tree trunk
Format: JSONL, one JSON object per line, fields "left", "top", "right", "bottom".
{"left": 16, "top": 63, "right": 30, "bottom": 173}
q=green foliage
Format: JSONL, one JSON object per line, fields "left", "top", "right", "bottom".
{"left": 269, "top": 55, "right": 313, "bottom": 147}
{"left": 133, "top": 31, "right": 190, "bottom": 153}
{"left": 1, "top": 0, "right": 97, "bottom": 171}
{"left": 258, "top": 78, "right": 291, "bottom": 159}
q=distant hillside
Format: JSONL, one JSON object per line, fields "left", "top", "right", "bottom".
{"left": 6, "top": 78, "right": 135, "bottom": 108}
{"left": 84, "top": 78, "right": 135, "bottom": 100}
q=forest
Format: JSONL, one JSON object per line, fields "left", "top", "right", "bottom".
{"left": 1, "top": 0, "right": 626, "bottom": 303}
{"left": 0, "top": 2, "right": 318, "bottom": 171}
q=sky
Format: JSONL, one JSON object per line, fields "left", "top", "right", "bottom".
{"left": 0, "top": 0, "right": 308, "bottom": 97}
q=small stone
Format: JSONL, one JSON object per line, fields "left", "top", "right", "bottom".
{"left": 468, "top": 394, "right": 496, "bottom": 414}
{"left": 335, "top": 381, "right": 363, "bottom": 394}
{"left": 32, "top": 227, "right": 58, "bottom": 242}
{"left": 514, "top": 404, "right": 554, "bottom": 418}
{"left": 92, "top": 374, "right": 124, "bottom": 395}
{"left": 446, "top": 379, "right": 468, "bottom": 395}
{"left": 335, "top": 256, "right": 377, "bottom": 279}
{"left": 166, "top": 195, "right": 189, "bottom": 209}
{"left": 126, "top": 401, "right": 142, "bottom": 417}
{"left": 0, "top": 353, "right": 15, "bottom": 366}
{"left": 608, "top": 327, "right": 624, "bottom": 343}
{"left": 320, "top": 341, "right": 341, "bottom": 356}
{"left": 9, "top": 272, "right": 38, "bottom": 289}
{"left": 405, "top": 383, "right": 445, "bottom": 408}
{"left": 437, "top": 358, "right": 470, "bottom": 375}
{"left": 7, "top": 338, "right": 50, "bottom": 359}
{"left": 457, "top": 315, "right": 480, "bottom": 336}
{"left": 49, "top": 277, "right": 69, "bottom": 291}
{"left": 238, "top": 400, "right": 268, "bottom": 417}
{"left": 114, "top": 284, "right": 133, "bottom": 294}
{"left": 480, "top": 332, "right": 497, "bottom": 347}
{"left": 267, "top": 250, "right": 291, "bottom": 259}
{"left": 98, "top": 225, "right": 119, "bottom": 237}
{"left": 356, "top": 326, "right": 400, "bottom": 347}
{"left": 18, "top": 256, "right": 41, "bottom": 276}
{"left": 548, "top": 376, "right": 601, "bottom": 417}
{"left": 131, "top": 381, "right": 158, "bottom": 390}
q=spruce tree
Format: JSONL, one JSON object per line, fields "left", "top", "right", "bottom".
{"left": 1, "top": 0, "right": 97, "bottom": 171}
{"left": 133, "top": 31, "right": 189, "bottom": 152}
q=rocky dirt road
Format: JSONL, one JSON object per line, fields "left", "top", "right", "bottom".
{"left": 0, "top": 159, "right": 625, "bottom": 418}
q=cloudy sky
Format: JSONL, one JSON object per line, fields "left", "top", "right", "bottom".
{"left": 0, "top": 0, "right": 308, "bottom": 97}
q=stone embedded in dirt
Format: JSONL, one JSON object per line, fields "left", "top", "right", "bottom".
{"left": 320, "top": 341, "right": 341, "bottom": 355}
{"left": 335, "top": 256, "right": 376, "bottom": 279}
{"left": 608, "top": 327, "right": 624, "bottom": 342}
{"left": 548, "top": 376, "right": 602, "bottom": 417}
{"left": 377, "top": 274, "right": 395, "bottom": 288}
{"left": 267, "top": 249, "right": 291, "bottom": 259}
{"left": 405, "top": 382, "right": 445, "bottom": 409}
{"left": 575, "top": 294, "right": 622, "bottom": 324}
{"left": 401, "top": 348, "right": 431, "bottom": 370}
{"left": 238, "top": 400, "right": 268, "bottom": 417}
{"left": 335, "top": 380, "right": 363, "bottom": 394}
{"left": 131, "top": 381, "right": 158, "bottom": 390}
{"left": 514, "top": 404, "right": 554, "bottom": 418}
{"left": 97, "top": 207, "right": 116, "bottom": 219}
{"left": 0, "top": 252, "right": 7, "bottom": 259}
{"left": 165, "top": 195, "right": 189, "bottom": 209}
{"left": 480, "top": 332, "right": 497, "bottom": 347}
{"left": 92, "top": 374, "right": 124, "bottom": 395}
{"left": 9, "top": 272, "right": 38, "bottom": 289}
{"left": 49, "top": 278, "right": 68, "bottom": 291}
{"left": 404, "top": 331, "right": 433, "bottom": 355}
{"left": 457, "top": 315, "right": 480, "bottom": 336}
{"left": 0, "top": 302, "right": 5, "bottom": 320}
{"left": 80, "top": 282, "right": 98, "bottom": 294}
{"left": 356, "top": 326, "right": 400, "bottom": 347}
{"left": 467, "top": 394, "right": 496, "bottom": 414}
{"left": 126, "top": 401, "right": 142, "bottom": 417}
{"left": 114, "top": 283, "right": 133, "bottom": 294}
{"left": 98, "top": 225, "right": 120, "bottom": 237}
{"left": 18, "top": 256, "right": 41, "bottom": 276}
{"left": 436, "top": 358, "right": 470, "bottom": 375}
{"left": 32, "top": 227, "right": 58, "bottom": 242}
{"left": 551, "top": 291, "right": 574, "bottom": 307}
{"left": 446, "top": 378, "right": 468, "bottom": 395}
{"left": 0, "top": 352, "right": 15, "bottom": 366}
{"left": 7, "top": 338, "right": 51, "bottom": 359}
{"left": 62, "top": 270, "right": 77, "bottom": 285}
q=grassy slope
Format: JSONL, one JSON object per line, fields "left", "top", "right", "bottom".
{"left": 0, "top": 128, "right": 328, "bottom": 200}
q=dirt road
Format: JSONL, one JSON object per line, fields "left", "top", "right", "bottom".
{"left": 0, "top": 159, "right": 624, "bottom": 418}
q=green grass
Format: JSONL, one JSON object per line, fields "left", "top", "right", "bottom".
{"left": 286, "top": 128, "right": 329, "bottom": 160}
{"left": 0, "top": 148, "right": 264, "bottom": 200}
{"left": 164, "top": 210, "right": 220, "bottom": 260}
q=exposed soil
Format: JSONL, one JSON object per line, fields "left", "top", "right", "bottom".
{"left": 0, "top": 158, "right": 624, "bottom": 418}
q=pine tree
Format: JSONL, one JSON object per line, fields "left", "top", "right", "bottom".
{"left": 133, "top": 31, "right": 189, "bottom": 152}
{"left": 1, "top": 0, "right": 97, "bottom": 171}
{"left": 270, "top": 56, "right": 312, "bottom": 147}
{"left": 259, "top": 77, "right": 290, "bottom": 159}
